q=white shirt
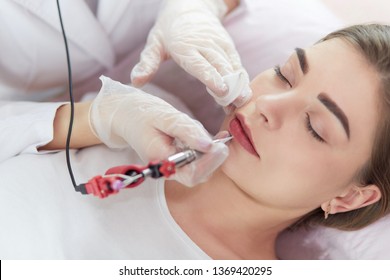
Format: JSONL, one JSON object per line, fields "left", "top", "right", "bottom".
{"left": 0, "top": 0, "right": 162, "bottom": 101}
{"left": 0, "top": 101, "right": 65, "bottom": 163}
{"left": 0, "top": 144, "right": 211, "bottom": 259}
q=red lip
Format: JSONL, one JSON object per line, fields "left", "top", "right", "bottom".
{"left": 229, "top": 114, "right": 260, "bottom": 158}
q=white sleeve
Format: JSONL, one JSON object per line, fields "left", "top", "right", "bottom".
{"left": 0, "top": 101, "right": 66, "bottom": 163}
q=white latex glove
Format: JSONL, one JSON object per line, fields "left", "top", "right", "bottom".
{"left": 131, "top": 0, "right": 252, "bottom": 108}
{"left": 89, "top": 76, "right": 229, "bottom": 187}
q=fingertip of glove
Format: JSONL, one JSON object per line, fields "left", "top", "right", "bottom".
{"left": 214, "top": 130, "right": 231, "bottom": 140}
{"left": 206, "top": 83, "right": 229, "bottom": 99}
{"left": 130, "top": 65, "right": 151, "bottom": 87}
{"left": 210, "top": 141, "right": 229, "bottom": 158}
{"left": 223, "top": 104, "right": 235, "bottom": 115}
{"left": 196, "top": 138, "right": 214, "bottom": 151}
{"left": 234, "top": 85, "right": 253, "bottom": 107}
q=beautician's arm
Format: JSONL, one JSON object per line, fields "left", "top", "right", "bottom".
{"left": 40, "top": 76, "right": 229, "bottom": 187}
{"left": 39, "top": 102, "right": 100, "bottom": 150}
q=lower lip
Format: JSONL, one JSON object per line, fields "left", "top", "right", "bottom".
{"left": 229, "top": 118, "right": 259, "bottom": 157}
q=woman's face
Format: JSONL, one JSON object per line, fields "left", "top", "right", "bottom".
{"left": 220, "top": 38, "right": 381, "bottom": 213}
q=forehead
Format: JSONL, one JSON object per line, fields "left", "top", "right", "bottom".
{"left": 307, "top": 38, "right": 378, "bottom": 87}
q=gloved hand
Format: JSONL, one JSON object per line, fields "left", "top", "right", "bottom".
{"left": 131, "top": 0, "right": 252, "bottom": 108}
{"left": 89, "top": 76, "right": 229, "bottom": 187}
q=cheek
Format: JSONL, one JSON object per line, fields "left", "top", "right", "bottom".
{"left": 222, "top": 140, "right": 355, "bottom": 209}
{"left": 263, "top": 148, "right": 357, "bottom": 207}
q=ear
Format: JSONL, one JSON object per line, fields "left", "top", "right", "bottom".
{"left": 321, "top": 185, "right": 382, "bottom": 215}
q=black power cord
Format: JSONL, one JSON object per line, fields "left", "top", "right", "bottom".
{"left": 56, "top": 0, "right": 78, "bottom": 190}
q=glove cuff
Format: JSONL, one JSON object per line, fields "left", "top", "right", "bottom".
{"left": 88, "top": 76, "right": 133, "bottom": 149}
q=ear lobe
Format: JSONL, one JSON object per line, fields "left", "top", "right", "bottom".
{"left": 329, "top": 185, "right": 382, "bottom": 214}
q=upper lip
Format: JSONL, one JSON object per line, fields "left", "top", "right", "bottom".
{"left": 236, "top": 113, "right": 260, "bottom": 157}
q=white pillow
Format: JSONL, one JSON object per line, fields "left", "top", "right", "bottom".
{"left": 277, "top": 215, "right": 390, "bottom": 259}
{"left": 224, "top": 0, "right": 342, "bottom": 78}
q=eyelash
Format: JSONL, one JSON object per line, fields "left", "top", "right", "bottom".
{"left": 274, "top": 65, "right": 324, "bottom": 143}
{"left": 273, "top": 65, "right": 292, "bottom": 87}
{"left": 305, "top": 113, "right": 325, "bottom": 143}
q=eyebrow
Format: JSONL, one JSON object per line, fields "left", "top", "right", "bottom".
{"left": 295, "top": 48, "right": 308, "bottom": 74}
{"left": 294, "top": 47, "right": 350, "bottom": 140}
{"left": 318, "top": 93, "right": 350, "bottom": 140}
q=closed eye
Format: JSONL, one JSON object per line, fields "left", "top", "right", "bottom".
{"left": 274, "top": 65, "right": 292, "bottom": 88}
{"left": 305, "top": 113, "right": 325, "bottom": 143}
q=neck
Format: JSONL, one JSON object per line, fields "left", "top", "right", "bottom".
{"left": 165, "top": 169, "right": 295, "bottom": 260}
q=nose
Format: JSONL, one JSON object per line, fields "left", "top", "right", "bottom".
{"left": 255, "top": 91, "right": 303, "bottom": 130}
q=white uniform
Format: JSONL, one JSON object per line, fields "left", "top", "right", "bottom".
{"left": 0, "top": 144, "right": 211, "bottom": 259}
{"left": 0, "top": 0, "right": 161, "bottom": 101}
